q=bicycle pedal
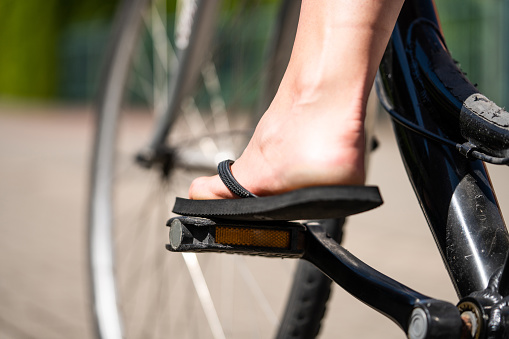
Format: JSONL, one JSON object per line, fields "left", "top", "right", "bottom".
{"left": 166, "top": 216, "right": 306, "bottom": 258}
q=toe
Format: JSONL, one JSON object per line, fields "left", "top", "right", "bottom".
{"left": 188, "top": 175, "right": 237, "bottom": 200}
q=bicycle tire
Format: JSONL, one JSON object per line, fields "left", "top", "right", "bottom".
{"left": 88, "top": 0, "right": 337, "bottom": 338}
{"left": 276, "top": 218, "right": 344, "bottom": 339}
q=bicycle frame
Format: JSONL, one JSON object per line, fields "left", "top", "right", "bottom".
{"left": 383, "top": 0, "right": 509, "bottom": 297}
{"left": 165, "top": 0, "right": 509, "bottom": 337}
{"left": 308, "top": 0, "right": 509, "bottom": 336}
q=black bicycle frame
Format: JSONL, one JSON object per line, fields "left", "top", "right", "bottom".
{"left": 165, "top": 0, "right": 509, "bottom": 336}
{"left": 305, "top": 0, "right": 509, "bottom": 335}
{"left": 381, "top": 0, "right": 509, "bottom": 297}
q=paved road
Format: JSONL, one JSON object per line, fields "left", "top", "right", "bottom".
{"left": 0, "top": 105, "right": 94, "bottom": 339}
{"left": 1, "top": 104, "right": 508, "bottom": 338}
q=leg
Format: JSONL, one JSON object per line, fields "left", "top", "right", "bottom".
{"left": 189, "top": 0, "right": 404, "bottom": 199}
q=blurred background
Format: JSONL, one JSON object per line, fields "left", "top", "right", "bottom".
{"left": 1, "top": 0, "right": 509, "bottom": 338}
{"left": 1, "top": 0, "right": 508, "bottom": 105}
{"left": 0, "top": 0, "right": 117, "bottom": 102}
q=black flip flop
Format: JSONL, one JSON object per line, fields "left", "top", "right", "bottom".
{"left": 172, "top": 160, "right": 383, "bottom": 221}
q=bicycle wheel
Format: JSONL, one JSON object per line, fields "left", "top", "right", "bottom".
{"left": 88, "top": 0, "right": 337, "bottom": 338}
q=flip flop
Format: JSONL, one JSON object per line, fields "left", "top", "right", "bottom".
{"left": 172, "top": 160, "right": 383, "bottom": 221}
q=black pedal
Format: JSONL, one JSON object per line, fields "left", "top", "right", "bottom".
{"left": 166, "top": 216, "right": 306, "bottom": 258}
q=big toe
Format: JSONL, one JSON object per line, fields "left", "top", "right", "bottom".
{"left": 188, "top": 175, "right": 236, "bottom": 200}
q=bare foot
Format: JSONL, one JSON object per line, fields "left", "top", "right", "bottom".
{"left": 188, "top": 84, "right": 367, "bottom": 199}
{"left": 188, "top": 0, "right": 403, "bottom": 200}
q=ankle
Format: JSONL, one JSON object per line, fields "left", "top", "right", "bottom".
{"left": 278, "top": 63, "right": 370, "bottom": 118}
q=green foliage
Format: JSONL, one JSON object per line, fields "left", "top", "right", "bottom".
{"left": 436, "top": 0, "right": 508, "bottom": 107}
{"left": 0, "top": 0, "right": 59, "bottom": 98}
{"left": 0, "top": 0, "right": 118, "bottom": 100}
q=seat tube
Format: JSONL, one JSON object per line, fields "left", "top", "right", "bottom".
{"left": 379, "top": 0, "right": 509, "bottom": 297}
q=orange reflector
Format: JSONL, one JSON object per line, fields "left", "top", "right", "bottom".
{"left": 215, "top": 227, "right": 290, "bottom": 249}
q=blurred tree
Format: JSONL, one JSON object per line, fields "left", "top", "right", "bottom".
{"left": 429, "top": 0, "right": 507, "bottom": 107}
{"left": 0, "top": 0, "right": 118, "bottom": 100}
{"left": 0, "top": 0, "right": 61, "bottom": 99}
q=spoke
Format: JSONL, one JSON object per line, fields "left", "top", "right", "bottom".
{"left": 182, "top": 253, "right": 226, "bottom": 339}
{"left": 151, "top": 4, "right": 169, "bottom": 119}
{"left": 201, "top": 61, "right": 235, "bottom": 154}
{"left": 181, "top": 98, "right": 221, "bottom": 159}
{"left": 235, "top": 257, "right": 279, "bottom": 327}
{"left": 181, "top": 97, "right": 210, "bottom": 138}
{"left": 201, "top": 61, "right": 229, "bottom": 133}
{"left": 130, "top": 37, "right": 157, "bottom": 106}
{"left": 150, "top": 3, "right": 169, "bottom": 72}
{"left": 143, "top": 2, "right": 180, "bottom": 121}
{"left": 137, "top": 239, "right": 170, "bottom": 338}
{"left": 114, "top": 172, "right": 165, "bottom": 241}
{"left": 221, "top": 255, "right": 235, "bottom": 336}
{"left": 132, "top": 71, "right": 157, "bottom": 106}
{"left": 115, "top": 180, "right": 169, "bottom": 298}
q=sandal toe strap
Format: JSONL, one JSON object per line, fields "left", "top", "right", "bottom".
{"left": 217, "top": 160, "right": 257, "bottom": 198}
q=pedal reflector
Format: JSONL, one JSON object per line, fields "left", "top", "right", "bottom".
{"left": 215, "top": 226, "right": 290, "bottom": 249}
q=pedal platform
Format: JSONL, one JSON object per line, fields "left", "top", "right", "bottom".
{"left": 166, "top": 216, "right": 306, "bottom": 258}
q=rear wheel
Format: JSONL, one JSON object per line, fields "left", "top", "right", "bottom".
{"left": 88, "top": 0, "right": 337, "bottom": 338}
